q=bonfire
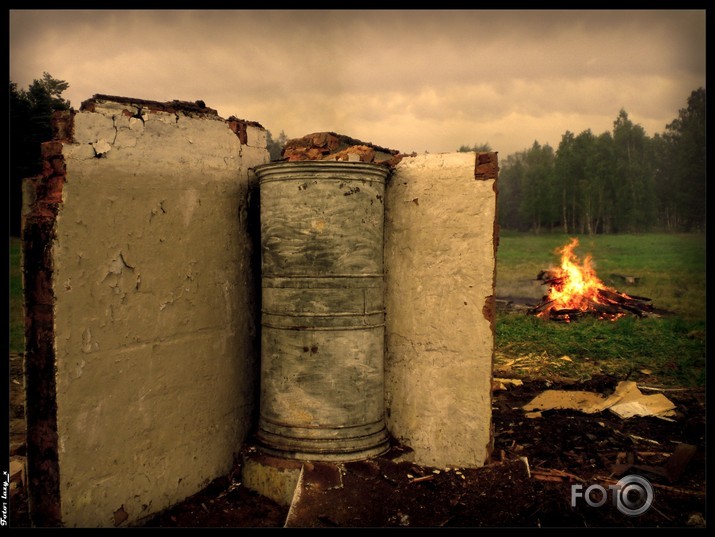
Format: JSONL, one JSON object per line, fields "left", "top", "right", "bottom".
{"left": 529, "top": 238, "right": 655, "bottom": 322}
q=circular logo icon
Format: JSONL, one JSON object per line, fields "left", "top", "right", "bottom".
{"left": 614, "top": 475, "right": 654, "bottom": 516}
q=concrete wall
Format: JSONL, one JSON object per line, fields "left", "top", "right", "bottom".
{"left": 384, "top": 152, "right": 498, "bottom": 468}
{"left": 22, "top": 96, "right": 268, "bottom": 527}
{"left": 23, "top": 105, "right": 498, "bottom": 524}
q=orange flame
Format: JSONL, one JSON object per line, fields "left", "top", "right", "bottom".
{"left": 538, "top": 238, "right": 630, "bottom": 322}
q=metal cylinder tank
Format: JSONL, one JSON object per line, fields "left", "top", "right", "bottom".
{"left": 254, "top": 160, "right": 390, "bottom": 461}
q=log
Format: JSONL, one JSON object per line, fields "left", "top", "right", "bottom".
{"left": 551, "top": 308, "right": 581, "bottom": 317}
{"left": 590, "top": 300, "right": 621, "bottom": 315}
{"left": 624, "top": 293, "right": 652, "bottom": 302}
{"left": 597, "top": 288, "right": 632, "bottom": 304}
{"left": 620, "top": 303, "right": 646, "bottom": 317}
{"left": 527, "top": 299, "right": 554, "bottom": 315}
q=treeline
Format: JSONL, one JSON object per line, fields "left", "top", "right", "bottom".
{"left": 9, "top": 72, "right": 705, "bottom": 236}
{"left": 9, "top": 73, "right": 71, "bottom": 236}
{"left": 496, "top": 88, "right": 705, "bottom": 234}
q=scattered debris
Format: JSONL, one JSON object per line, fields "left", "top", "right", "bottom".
{"left": 686, "top": 512, "right": 706, "bottom": 527}
{"left": 610, "top": 444, "right": 698, "bottom": 483}
{"left": 522, "top": 389, "right": 616, "bottom": 414}
{"left": 282, "top": 457, "right": 534, "bottom": 527}
{"left": 530, "top": 467, "right": 585, "bottom": 484}
{"left": 12, "top": 368, "right": 704, "bottom": 528}
{"left": 492, "top": 378, "right": 524, "bottom": 391}
{"left": 408, "top": 475, "right": 435, "bottom": 484}
{"left": 607, "top": 382, "right": 676, "bottom": 419}
{"left": 628, "top": 434, "right": 661, "bottom": 445}
{"left": 522, "top": 380, "right": 676, "bottom": 419}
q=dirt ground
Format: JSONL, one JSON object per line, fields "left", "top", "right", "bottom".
{"left": 9, "top": 355, "right": 706, "bottom": 528}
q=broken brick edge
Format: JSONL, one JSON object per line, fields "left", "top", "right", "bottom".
{"left": 21, "top": 117, "right": 69, "bottom": 527}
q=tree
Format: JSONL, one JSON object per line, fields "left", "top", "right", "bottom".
{"left": 588, "top": 132, "right": 616, "bottom": 234}
{"left": 517, "top": 141, "right": 556, "bottom": 233}
{"left": 35, "top": 72, "right": 70, "bottom": 108}
{"left": 554, "top": 131, "right": 579, "bottom": 234}
{"left": 499, "top": 88, "right": 704, "bottom": 234}
{"left": 497, "top": 141, "right": 555, "bottom": 232}
{"left": 497, "top": 151, "right": 527, "bottom": 231}
{"left": 611, "top": 109, "right": 655, "bottom": 232}
{"left": 266, "top": 129, "right": 289, "bottom": 161}
{"left": 654, "top": 87, "right": 706, "bottom": 231}
{"left": 457, "top": 142, "right": 492, "bottom": 152}
{"left": 555, "top": 129, "right": 617, "bottom": 235}
{"left": 9, "top": 73, "right": 71, "bottom": 236}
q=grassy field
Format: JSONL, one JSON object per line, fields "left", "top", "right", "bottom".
{"left": 495, "top": 232, "right": 706, "bottom": 387}
{"left": 8, "top": 232, "right": 707, "bottom": 386}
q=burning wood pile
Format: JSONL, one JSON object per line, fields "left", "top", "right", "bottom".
{"left": 528, "top": 238, "right": 655, "bottom": 322}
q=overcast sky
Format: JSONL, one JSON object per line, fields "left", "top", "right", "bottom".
{"left": 9, "top": 9, "right": 706, "bottom": 157}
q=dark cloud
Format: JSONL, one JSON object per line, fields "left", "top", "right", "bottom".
{"left": 10, "top": 9, "right": 705, "bottom": 156}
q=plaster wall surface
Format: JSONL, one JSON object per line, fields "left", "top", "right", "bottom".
{"left": 384, "top": 152, "right": 497, "bottom": 468}
{"left": 25, "top": 110, "right": 498, "bottom": 524}
{"left": 45, "top": 100, "right": 268, "bottom": 526}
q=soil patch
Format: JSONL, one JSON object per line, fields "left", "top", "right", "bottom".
{"left": 141, "top": 375, "right": 705, "bottom": 528}
{"left": 10, "top": 371, "right": 706, "bottom": 528}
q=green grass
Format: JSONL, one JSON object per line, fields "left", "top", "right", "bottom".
{"left": 495, "top": 232, "right": 706, "bottom": 387}
{"left": 8, "top": 232, "right": 707, "bottom": 386}
{"left": 496, "top": 232, "right": 707, "bottom": 320}
{"left": 9, "top": 236, "right": 24, "bottom": 354}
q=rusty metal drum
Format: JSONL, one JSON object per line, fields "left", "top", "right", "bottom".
{"left": 254, "top": 160, "right": 390, "bottom": 461}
